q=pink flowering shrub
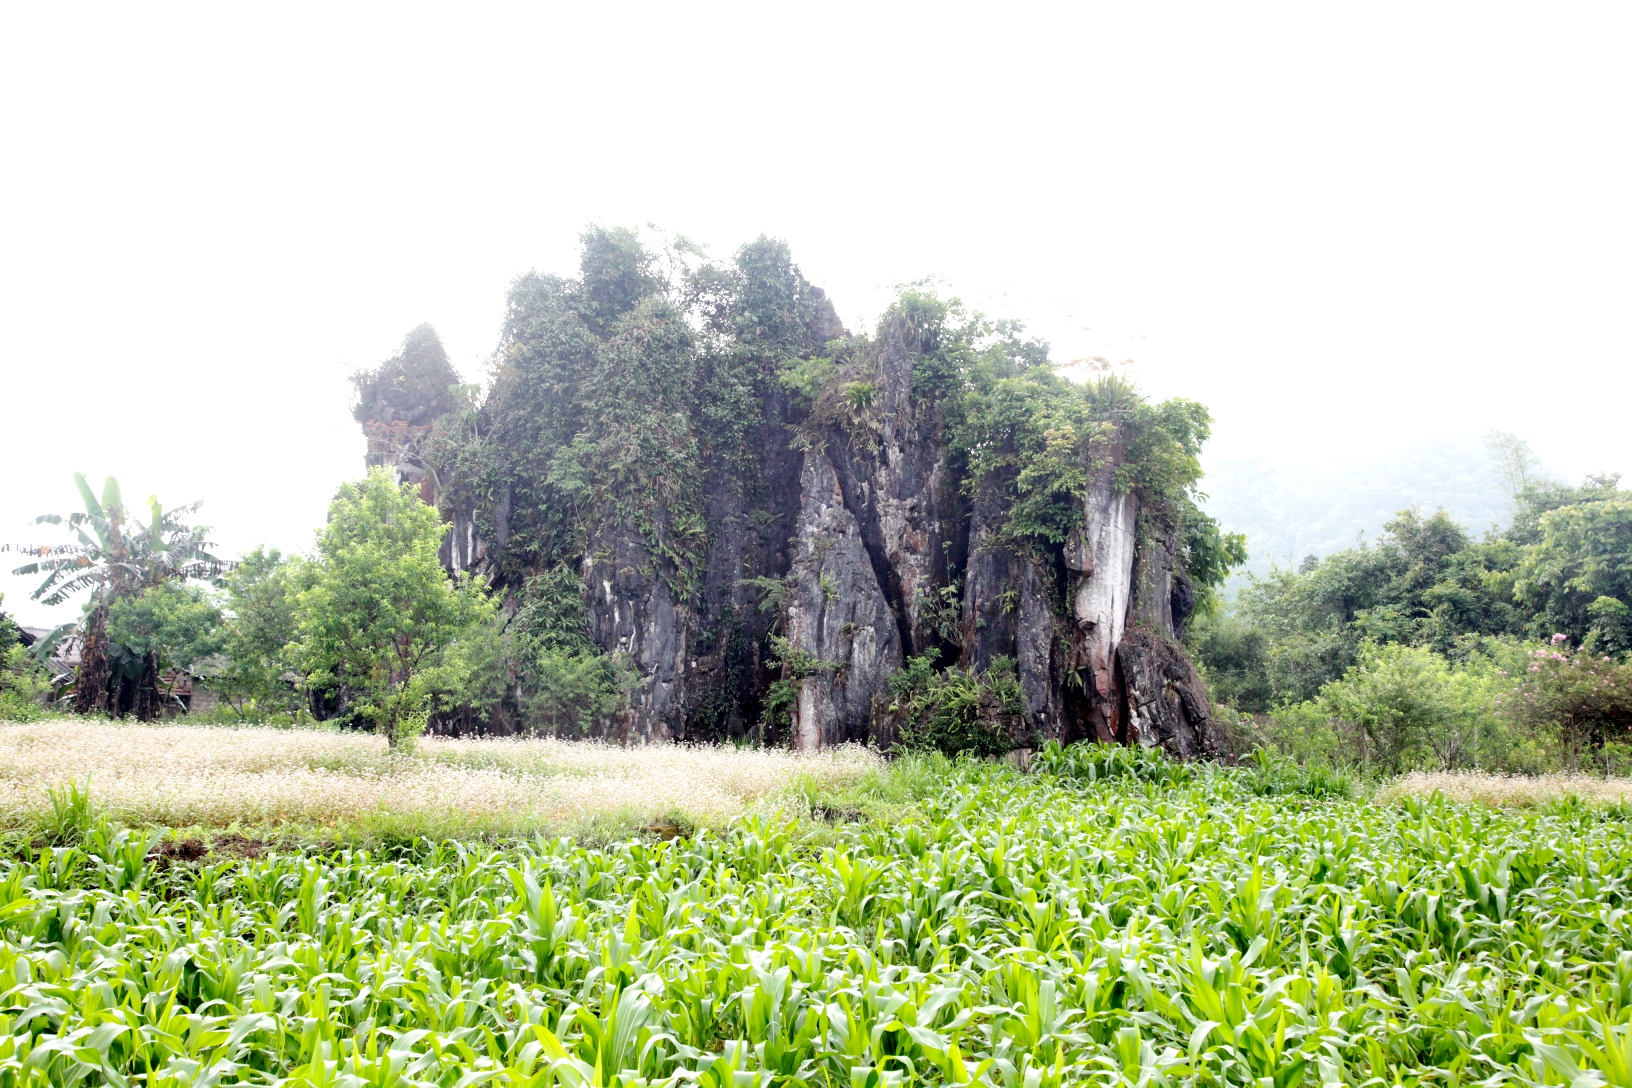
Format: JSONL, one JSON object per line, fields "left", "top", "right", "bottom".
{"left": 1503, "top": 635, "right": 1632, "bottom": 772}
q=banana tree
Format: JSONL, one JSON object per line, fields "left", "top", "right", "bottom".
{"left": 7, "top": 473, "right": 228, "bottom": 719}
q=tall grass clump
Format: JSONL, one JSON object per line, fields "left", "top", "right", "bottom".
{"left": 0, "top": 720, "right": 881, "bottom": 844}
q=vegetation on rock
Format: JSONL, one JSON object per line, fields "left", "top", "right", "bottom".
{"left": 414, "top": 229, "right": 1241, "bottom": 753}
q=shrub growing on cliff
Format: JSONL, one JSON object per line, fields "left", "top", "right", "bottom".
{"left": 887, "top": 651, "right": 1025, "bottom": 757}
{"left": 293, "top": 470, "right": 496, "bottom": 748}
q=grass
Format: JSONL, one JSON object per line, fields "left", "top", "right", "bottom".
{"left": 1377, "top": 769, "right": 1632, "bottom": 807}
{"left": 4, "top": 754, "right": 1632, "bottom": 1085}
{"left": 0, "top": 718, "right": 884, "bottom": 846}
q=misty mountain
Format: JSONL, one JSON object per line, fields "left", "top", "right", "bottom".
{"left": 1201, "top": 436, "right": 1513, "bottom": 577}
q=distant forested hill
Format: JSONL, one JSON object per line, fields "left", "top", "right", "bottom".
{"left": 1201, "top": 436, "right": 1514, "bottom": 576}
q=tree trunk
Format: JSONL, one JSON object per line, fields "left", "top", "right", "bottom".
{"left": 132, "top": 652, "right": 162, "bottom": 721}
{"left": 73, "top": 608, "right": 117, "bottom": 716}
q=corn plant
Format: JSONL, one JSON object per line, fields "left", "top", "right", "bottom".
{"left": 2, "top": 765, "right": 1632, "bottom": 1085}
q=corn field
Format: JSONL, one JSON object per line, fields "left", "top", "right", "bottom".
{"left": 3, "top": 765, "right": 1632, "bottom": 1086}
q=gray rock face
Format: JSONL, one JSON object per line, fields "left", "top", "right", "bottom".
{"left": 1073, "top": 435, "right": 1141, "bottom": 745}
{"left": 582, "top": 518, "right": 688, "bottom": 742}
{"left": 771, "top": 314, "right": 1222, "bottom": 757}
{"left": 784, "top": 450, "right": 902, "bottom": 750}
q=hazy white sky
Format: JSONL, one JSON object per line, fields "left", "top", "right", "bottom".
{"left": 3, "top": 4, "right": 1629, "bottom": 625}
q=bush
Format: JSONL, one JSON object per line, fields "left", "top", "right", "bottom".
{"left": 1503, "top": 635, "right": 1632, "bottom": 773}
{"left": 0, "top": 640, "right": 52, "bottom": 721}
{"left": 1278, "top": 642, "right": 1524, "bottom": 774}
{"left": 886, "top": 652, "right": 1024, "bottom": 758}
{"left": 1259, "top": 699, "right": 1357, "bottom": 767}
{"left": 0, "top": 597, "right": 52, "bottom": 721}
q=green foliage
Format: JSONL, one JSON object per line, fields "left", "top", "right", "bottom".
{"left": 1188, "top": 610, "right": 1274, "bottom": 712}
{"left": 775, "top": 354, "right": 834, "bottom": 404}
{"left": 1200, "top": 470, "right": 1632, "bottom": 776}
{"left": 887, "top": 651, "right": 1024, "bottom": 757}
{"left": 293, "top": 470, "right": 497, "bottom": 747}
{"left": 0, "top": 596, "right": 50, "bottom": 721}
{"left": 448, "top": 232, "right": 835, "bottom": 596}
{"left": 7, "top": 769, "right": 1632, "bottom": 1084}
{"left": 1506, "top": 472, "right": 1623, "bottom": 546}
{"left": 104, "top": 580, "right": 223, "bottom": 676}
{"left": 511, "top": 566, "right": 633, "bottom": 735}
{"left": 1503, "top": 637, "right": 1632, "bottom": 773}
{"left": 1516, "top": 495, "right": 1632, "bottom": 652}
{"left": 1182, "top": 505, "right": 1248, "bottom": 619}
{"left": 350, "top": 323, "right": 462, "bottom": 429}
{"left": 1311, "top": 642, "right": 1513, "bottom": 773}
{"left": 755, "top": 635, "right": 842, "bottom": 742}
{"left": 1031, "top": 739, "right": 1194, "bottom": 785}
{"left": 211, "top": 546, "right": 306, "bottom": 718}
{"left": 1242, "top": 640, "right": 1555, "bottom": 775}
{"left": 1236, "top": 748, "right": 1357, "bottom": 799}
{"left": 8, "top": 474, "right": 228, "bottom": 718}
{"left": 947, "top": 331, "right": 1222, "bottom": 572}
{"left": 1219, "top": 508, "right": 1529, "bottom": 707}
{"left": 915, "top": 579, "right": 965, "bottom": 647}
{"left": 10, "top": 473, "right": 227, "bottom": 608}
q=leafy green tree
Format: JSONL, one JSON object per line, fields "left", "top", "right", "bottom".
{"left": 1515, "top": 496, "right": 1632, "bottom": 653}
{"left": 210, "top": 546, "right": 306, "bottom": 717}
{"left": 104, "top": 582, "right": 223, "bottom": 682}
{"left": 1486, "top": 430, "right": 1548, "bottom": 500}
{"left": 293, "top": 471, "right": 495, "bottom": 748}
{"left": 1503, "top": 636, "right": 1632, "bottom": 773}
{"left": 1187, "top": 610, "right": 1273, "bottom": 712}
{"left": 8, "top": 474, "right": 226, "bottom": 719}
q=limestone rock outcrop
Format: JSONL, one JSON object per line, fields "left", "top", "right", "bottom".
{"left": 359, "top": 234, "right": 1229, "bottom": 758}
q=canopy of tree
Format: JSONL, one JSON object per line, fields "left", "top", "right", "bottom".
{"left": 1196, "top": 470, "right": 1632, "bottom": 712}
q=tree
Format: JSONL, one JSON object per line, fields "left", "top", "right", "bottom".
{"left": 213, "top": 546, "right": 306, "bottom": 718}
{"left": 1514, "top": 496, "right": 1632, "bottom": 653}
{"left": 1486, "top": 430, "right": 1549, "bottom": 501}
{"left": 293, "top": 470, "right": 495, "bottom": 748}
{"left": 1503, "top": 635, "right": 1632, "bottom": 773}
{"left": 7, "top": 474, "right": 227, "bottom": 719}
{"left": 104, "top": 582, "right": 224, "bottom": 705}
